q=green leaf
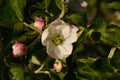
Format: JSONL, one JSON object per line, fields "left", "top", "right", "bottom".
{"left": 30, "top": 55, "right": 41, "bottom": 65}
{"left": 10, "top": 0, "right": 26, "bottom": 21}
{"left": 66, "top": 12, "right": 87, "bottom": 26}
{"left": 0, "top": 1, "right": 19, "bottom": 21}
{"left": 0, "top": 0, "right": 2, "bottom": 6}
{"left": 75, "top": 59, "right": 101, "bottom": 79}
{"left": 89, "top": 17, "right": 120, "bottom": 48}
{"left": 0, "top": 18, "right": 15, "bottom": 29}
{"left": 9, "top": 63, "right": 24, "bottom": 80}
{"left": 107, "top": 2, "right": 120, "bottom": 9}
{"left": 89, "top": 17, "right": 107, "bottom": 32}
{"left": 91, "top": 31, "right": 101, "bottom": 41}
{"left": 92, "top": 58, "right": 114, "bottom": 72}
{"left": 25, "top": 76, "right": 31, "bottom": 80}
{"left": 31, "top": 11, "right": 52, "bottom": 19}
{"left": 75, "top": 58, "right": 120, "bottom": 79}
{"left": 101, "top": 25, "right": 120, "bottom": 49}
{"left": 111, "top": 50, "right": 120, "bottom": 70}
{"left": 36, "top": 2, "right": 46, "bottom": 10}
{"left": 13, "top": 22, "right": 24, "bottom": 33}
{"left": 50, "top": 69, "right": 65, "bottom": 80}
{"left": 1, "top": 66, "right": 10, "bottom": 80}
{"left": 44, "top": 0, "right": 51, "bottom": 9}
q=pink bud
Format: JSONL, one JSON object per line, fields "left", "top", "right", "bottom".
{"left": 53, "top": 60, "right": 62, "bottom": 72}
{"left": 34, "top": 17, "right": 44, "bottom": 30}
{"left": 12, "top": 41, "right": 27, "bottom": 57}
{"left": 86, "top": 23, "right": 91, "bottom": 28}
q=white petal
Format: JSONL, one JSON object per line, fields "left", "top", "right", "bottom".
{"left": 47, "top": 42, "right": 59, "bottom": 59}
{"left": 71, "top": 25, "right": 79, "bottom": 33}
{"left": 41, "top": 28, "right": 49, "bottom": 46}
{"left": 61, "top": 25, "right": 71, "bottom": 39}
{"left": 64, "top": 25, "right": 79, "bottom": 44}
{"left": 57, "top": 44, "right": 73, "bottom": 59}
{"left": 47, "top": 43, "right": 73, "bottom": 59}
{"left": 48, "top": 19, "right": 66, "bottom": 34}
{"left": 64, "top": 33, "right": 78, "bottom": 44}
{"left": 49, "top": 19, "right": 65, "bottom": 29}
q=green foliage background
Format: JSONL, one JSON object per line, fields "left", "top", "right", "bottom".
{"left": 1, "top": 0, "right": 120, "bottom": 80}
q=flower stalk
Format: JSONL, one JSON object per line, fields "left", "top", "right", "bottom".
{"left": 108, "top": 47, "right": 117, "bottom": 59}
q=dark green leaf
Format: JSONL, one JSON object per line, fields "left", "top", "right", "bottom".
{"left": 10, "top": 0, "right": 26, "bottom": 21}
{"left": 13, "top": 22, "right": 24, "bottom": 33}
{"left": 111, "top": 50, "right": 120, "bottom": 70}
{"left": 31, "top": 11, "right": 52, "bottom": 19}
{"left": 1, "top": 66, "right": 10, "bottom": 80}
{"left": 66, "top": 12, "right": 87, "bottom": 26}
{"left": 101, "top": 25, "right": 120, "bottom": 49}
{"left": 50, "top": 69, "right": 65, "bottom": 80}
{"left": 92, "top": 58, "right": 114, "bottom": 72}
{"left": 44, "top": 0, "right": 51, "bottom": 9}
{"left": 91, "top": 31, "right": 101, "bottom": 41}
{"left": 0, "top": 1, "right": 19, "bottom": 21}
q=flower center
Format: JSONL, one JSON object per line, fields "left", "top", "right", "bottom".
{"left": 53, "top": 36, "right": 62, "bottom": 45}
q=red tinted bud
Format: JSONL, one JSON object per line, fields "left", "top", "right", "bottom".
{"left": 12, "top": 41, "right": 27, "bottom": 57}
{"left": 34, "top": 17, "right": 44, "bottom": 30}
{"left": 53, "top": 60, "right": 62, "bottom": 72}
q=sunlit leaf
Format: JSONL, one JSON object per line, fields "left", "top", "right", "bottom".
{"left": 9, "top": 63, "right": 24, "bottom": 80}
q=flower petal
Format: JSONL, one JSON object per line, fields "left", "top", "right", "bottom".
{"left": 70, "top": 25, "right": 79, "bottom": 33}
{"left": 64, "top": 33, "right": 78, "bottom": 44}
{"left": 61, "top": 25, "right": 71, "bottom": 39}
{"left": 48, "top": 19, "right": 66, "bottom": 35}
{"left": 57, "top": 44, "right": 73, "bottom": 59}
{"left": 64, "top": 25, "right": 79, "bottom": 44}
{"left": 47, "top": 43, "right": 73, "bottom": 59}
{"left": 41, "top": 28, "right": 49, "bottom": 46}
{"left": 47, "top": 41, "right": 59, "bottom": 59}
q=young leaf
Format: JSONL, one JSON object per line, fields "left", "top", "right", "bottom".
{"left": 9, "top": 63, "right": 24, "bottom": 80}
{"left": 10, "top": 0, "right": 26, "bottom": 21}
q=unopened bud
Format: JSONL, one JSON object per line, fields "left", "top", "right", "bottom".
{"left": 81, "top": 1, "right": 87, "bottom": 7}
{"left": 34, "top": 17, "right": 44, "bottom": 30}
{"left": 12, "top": 41, "right": 27, "bottom": 57}
{"left": 53, "top": 60, "right": 63, "bottom": 72}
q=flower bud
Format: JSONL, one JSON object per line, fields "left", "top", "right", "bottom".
{"left": 81, "top": 1, "right": 87, "bottom": 7}
{"left": 53, "top": 60, "right": 63, "bottom": 72}
{"left": 34, "top": 17, "right": 44, "bottom": 30}
{"left": 12, "top": 41, "right": 27, "bottom": 57}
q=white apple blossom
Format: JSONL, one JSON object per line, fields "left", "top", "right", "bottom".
{"left": 41, "top": 19, "right": 78, "bottom": 59}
